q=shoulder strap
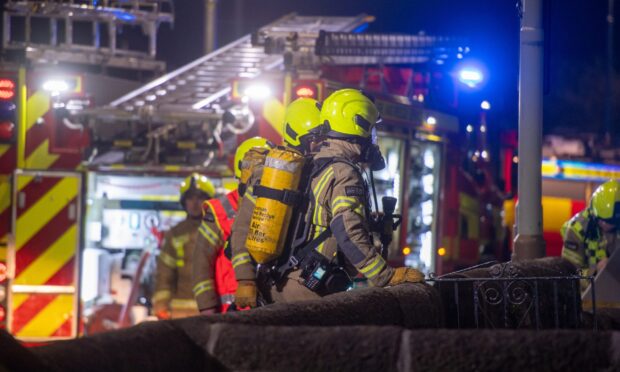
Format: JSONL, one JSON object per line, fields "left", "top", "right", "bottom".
{"left": 276, "top": 227, "right": 332, "bottom": 276}
{"left": 225, "top": 189, "right": 239, "bottom": 213}
{"left": 274, "top": 156, "right": 364, "bottom": 278}
{"left": 207, "top": 197, "right": 235, "bottom": 240}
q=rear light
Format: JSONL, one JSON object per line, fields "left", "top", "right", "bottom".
{"left": 0, "top": 79, "right": 15, "bottom": 100}
{"left": 0, "top": 306, "right": 5, "bottom": 322}
{"left": 0, "top": 121, "right": 14, "bottom": 141}
{"left": 0, "top": 101, "right": 16, "bottom": 142}
{"left": 294, "top": 84, "right": 317, "bottom": 99}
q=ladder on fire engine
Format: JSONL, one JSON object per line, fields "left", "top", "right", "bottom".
{"left": 105, "top": 13, "right": 372, "bottom": 120}
{"left": 2, "top": 0, "right": 173, "bottom": 72}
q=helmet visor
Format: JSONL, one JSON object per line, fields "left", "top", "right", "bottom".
{"left": 600, "top": 201, "right": 620, "bottom": 226}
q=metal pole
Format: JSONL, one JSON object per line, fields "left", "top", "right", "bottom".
{"left": 204, "top": 0, "right": 218, "bottom": 54}
{"left": 513, "top": 0, "right": 546, "bottom": 260}
{"left": 605, "top": 0, "right": 615, "bottom": 146}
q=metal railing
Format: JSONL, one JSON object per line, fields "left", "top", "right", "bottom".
{"left": 428, "top": 261, "right": 596, "bottom": 330}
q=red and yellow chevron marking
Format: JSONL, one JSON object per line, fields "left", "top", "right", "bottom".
{"left": 0, "top": 175, "right": 10, "bottom": 248}
{"left": 0, "top": 144, "right": 16, "bottom": 174}
{"left": 21, "top": 80, "right": 82, "bottom": 171}
{"left": 10, "top": 174, "right": 79, "bottom": 339}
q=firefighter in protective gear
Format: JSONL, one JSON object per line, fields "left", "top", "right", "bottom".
{"left": 232, "top": 98, "right": 323, "bottom": 308}
{"left": 249, "top": 89, "right": 424, "bottom": 305}
{"left": 154, "top": 173, "right": 215, "bottom": 319}
{"left": 192, "top": 137, "right": 272, "bottom": 314}
{"left": 561, "top": 180, "right": 620, "bottom": 274}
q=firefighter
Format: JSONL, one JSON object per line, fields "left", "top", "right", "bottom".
{"left": 232, "top": 98, "right": 323, "bottom": 308}
{"left": 237, "top": 89, "right": 425, "bottom": 306}
{"left": 192, "top": 137, "right": 272, "bottom": 314}
{"left": 561, "top": 180, "right": 620, "bottom": 274}
{"left": 153, "top": 173, "right": 215, "bottom": 319}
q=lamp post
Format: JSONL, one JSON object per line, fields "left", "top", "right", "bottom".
{"left": 513, "top": 0, "right": 546, "bottom": 260}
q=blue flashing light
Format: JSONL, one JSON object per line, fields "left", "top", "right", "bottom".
{"left": 351, "top": 23, "right": 369, "bottom": 34}
{"left": 104, "top": 9, "right": 136, "bottom": 22}
{"left": 458, "top": 68, "right": 484, "bottom": 88}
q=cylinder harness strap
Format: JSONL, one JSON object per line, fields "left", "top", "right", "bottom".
{"left": 274, "top": 156, "right": 364, "bottom": 279}
{"left": 253, "top": 185, "right": 302, "bottom": 206}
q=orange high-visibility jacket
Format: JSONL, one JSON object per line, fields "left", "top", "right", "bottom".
{"left": 192, "top": 189, "right": 239, "bottom": 312}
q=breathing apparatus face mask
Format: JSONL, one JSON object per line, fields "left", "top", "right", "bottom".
{"left": 599, "top": 202, "right": 620, "bottom": 230}
{"left": 362, "top": 127, "right": 386, "bottom": 172}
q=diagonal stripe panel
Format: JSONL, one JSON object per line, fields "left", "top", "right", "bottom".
{"left": 11, "top": 293, "right": 30, "bottom": 313}
{"left": 47, "top": 153, "right": 82, "bottom": 171}
{"left": 0, "top": 144, "right": 16, "bottom": 174}
{"left": 17, "top": 175, "right": 33, "bottom": 191}
{"left": 15, "top": 177, "right": 78, "bottom": 250}
{"left": 44, "top": 256, "right": 76, "bottom": 286}
{"left": 51, "top": 318, "right": 73, "bottom": 338}
{"left": 17, "top": 177, "right": 63, "bottom": 214}
{"left": 0, "top": 144, "right": 10, "bottom": 158}
{"left": 26, "top": 91, "right": 51, "bottom": 131}
{"left": 0, "top": 179, "right": 12, "bottom": 212}
{"left": 16, "top": 294, "right": 74, "bottom": 338}
{"left": 15, "top": 199, "right": 74, "bottom": 275}
{"left": 25, "top": 139, "right": 59, "bottom": 170}
{"left": 0, "top": 178, "right": 10, "bottom": 243}
{"left": 10, "top": 293, "right": 58, "bottom": 335}
{"left": 15, "top": 224, "right": 77, "bottom": 285}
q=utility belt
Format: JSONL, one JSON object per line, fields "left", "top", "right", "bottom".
{"left": 261, "top": 228, "right": 352, "bottom": 296}
{"left": 297, "top": 249, "right": 352, "bottom": 296}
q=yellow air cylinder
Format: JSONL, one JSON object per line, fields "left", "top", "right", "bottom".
{"left": 246, "top": 146, "right": 305, "bottom": 263}
{"left": 240, "top": 147, "right": 270, "bottom": 186}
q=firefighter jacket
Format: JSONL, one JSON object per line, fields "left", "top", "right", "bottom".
{"left": 306, "top": 139, "right": 394, "bottom": 287}
{"left": 230, "top": 161, "right": 265, "bottom": 282}
{"left": 153, "top": 217, "right": 201, "bottom": 316}
{"left": 192, "top": 190, "right": 240, "bottom": 312}
{"left": 561, "top": 209, "right": 618, "bottom": 270}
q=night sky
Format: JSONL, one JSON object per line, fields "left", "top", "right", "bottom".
{"left": 0, "top": 0, "right": 611, "bottom": 136}
{"left": 157, "top": 0, "right": 618, "bottom": 137}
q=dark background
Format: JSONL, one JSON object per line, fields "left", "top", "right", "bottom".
{"left": 0, "top": 0, "right": 615, "bottom": 136}
{"left": 158, "top": 0, "right": 617, "bottom": 137}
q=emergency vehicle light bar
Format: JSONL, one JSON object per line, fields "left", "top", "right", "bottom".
{"left": 315, "top": 31, "right": 468, "bottom": 64}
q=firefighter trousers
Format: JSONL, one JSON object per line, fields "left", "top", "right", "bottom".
{"left": 257, "top": 269, "right": 322, "bottom": 304}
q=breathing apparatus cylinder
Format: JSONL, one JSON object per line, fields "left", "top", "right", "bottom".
{"left": 246, "top": 146, "right": 305, "bottom": 263}
{"left": 239, "top": 147, "right": 271, "bottom": 196}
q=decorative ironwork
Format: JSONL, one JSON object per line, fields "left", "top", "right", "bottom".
{"left": 429, "top": 261, "right": 597, "bottom": 331}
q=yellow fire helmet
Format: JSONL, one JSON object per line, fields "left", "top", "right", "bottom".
{"left": 590, "top": 179, "right": 620, "bottom": 222}
{"left": 282, "top": 97, "right": 322, "bottom": 149}
{"left": 233, "top": 136, "right": 272, "bottom": 179}
{"left": 180, "top": 173, "right": 216, "bottom": 206}
{"left": 319, "top": 88, "right": 379, "bottom": 140}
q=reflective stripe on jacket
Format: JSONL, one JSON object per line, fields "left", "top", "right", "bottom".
{"left": 192, "top": 190, "right": 240, "bottom": 312}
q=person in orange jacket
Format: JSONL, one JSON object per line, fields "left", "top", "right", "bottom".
{"left": 191, "top": 137, "right": 272, "bottom": 314}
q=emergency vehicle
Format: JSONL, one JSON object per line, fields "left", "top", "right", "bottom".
{"left": 0, "top": 10, "right": 505, "bottom": 342}
{"left": 500, "top": 130, "right": 620, "bottom": 256}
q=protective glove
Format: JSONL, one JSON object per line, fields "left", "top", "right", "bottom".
{"left": 234, "top": 280, "right": 257, "bottom": 308}
{"left": 387, "top": 267, "right": 425, "bottom": 286}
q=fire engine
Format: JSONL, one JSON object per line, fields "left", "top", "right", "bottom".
{"left": 0, "top": 8, "right": 505, "bottom": 342}
{"left": 500, "top": 130, "right": 620, "bottom": 257}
